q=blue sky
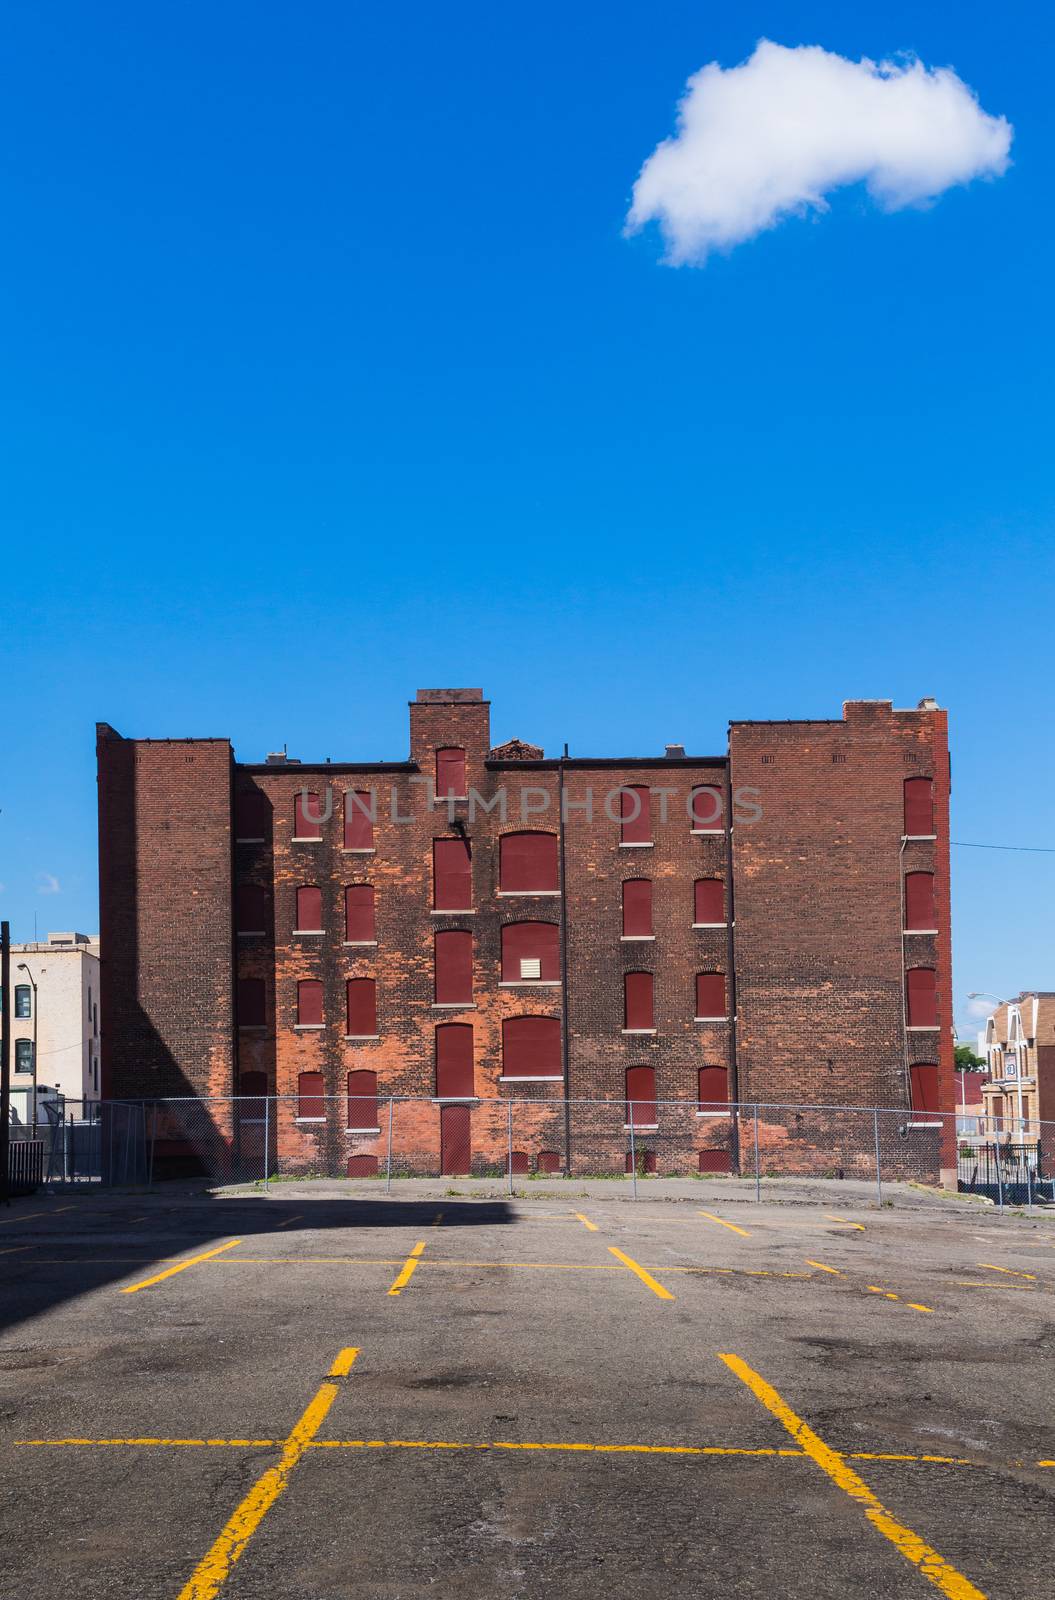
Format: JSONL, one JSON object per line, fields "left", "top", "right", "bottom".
{"left": 1, "top": 2, "right": 1052, "bottom": 1036}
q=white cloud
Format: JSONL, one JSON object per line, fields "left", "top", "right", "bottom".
{"left": 626, "top": 40, "right": 1012, "bottom": 264}
{"left": 964, "top": 995, "right": 998, "bottom": 1020}
{"left": 37, "top": 873, "right": 60, "bottom": 895}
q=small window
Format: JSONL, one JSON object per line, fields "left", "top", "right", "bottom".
{"left": 297, "top": 979, "right": 324, "bottom": 1027}
{"left": 296, "top": 885, "right": 323, "bottom": 933}
{"left": 502, "top": 1015, "right": 561, "bottom": 1079}
{"left": 904, "top": 872, "right": 936, "bottom": 931}
{"left": 698, "top": 1065, "right": 729, "bottom": 1111}
{"left": 435, "top": 1022, "right": 474, "bottom": 1097}
{"left": 698, "top": 1149, "right": 732, "bottom": 1174}
{"left": 294, "top": 791, "right": 324, "bottom": 840}
{"left": 346, "top": 977, "right": 377, "bottom": 1037}
{"left": 509, "top": 1150, "right": 531, "bottom": 1175}
{"left": 14, "top": 1039, "right": 33, "bottom": 1074}
{"left": 691, "top": 786, "right": 723, "bottom": 831}
{"left": 236, "top": 883, "right": 268, "bottom": 934}
{"left": 625, "top": 1065, "right": 657, "bottom": 1127}
{"left": 235, "top": 789, "right": 269, "bottom": 841}
{"left": 906, "top": 968, "right": 938, "bottom": 1028}
{"left": 625, "top": 1149, "right": 657, "bottom": 1174}
{"left": 536, "top": 1150, "right": 561, "bottom": 1174}
{"left": 499, "top": 831, "right": 558, "bottom": 892}
{"left": 695, "top": 972, "right": 726, "bottom": 1019}
{"left": 347, "top": 1154, "right": 379, "bottom": 1177}
{"left": 904, "top": 777, "right": 934, "bottom": 836}
{"left": 435, "top": 930, "right": 473, "bottom": 1004}
{"left": 910, "top": 1063, "right": 940, "bottom": 1114}
{"left": 237, "top": 977, "right": 266, "bottom": 1028}
{"left": 297, "top": 1070, "right": 326, "bottom": 1119}
{"left": 620, "top": 786, "right": 651, "bottom": 845}
{"left": 436, "top": 748, "right": 467, "bottom": 800}
{"left": 693, "top": 879, "right": 725, "bottom": 925}
{"left": 501, "top": 922, "right": 559, "bottom": 982}
{"left": 622, "top": 879, "right": 653, "bottom": 937}
{"left": 239, "top": 1071, "right": 267, "bottom": 1120}
{"left": 434, "top": 837, "right": 473, "bottom": 909}
{"left": 14, "top": 984, "right": 31, "bottom": 1019}
{"left": 624, "top": 971, "right": 654, "bottom": 1030}
{"left": 239, "top": 1070, "right": 267, "bottom": 1097}
{"left": 347, "top": 1068, "right": 379, "bottom": 1128}
{"left": 345, "top": 884, "right": 376, "bottom": 942}
{"left": 344, "top": 790, "right": 375, "bottom": 850}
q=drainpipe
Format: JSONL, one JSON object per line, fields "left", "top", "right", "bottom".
{"left": 558, "top": 745, "right": 572, "bottom": 1172}
{"left": 722, "top": 757, "right": 740, "bottom": 1173}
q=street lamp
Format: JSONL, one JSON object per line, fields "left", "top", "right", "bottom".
{"left": 16, "top": 963, "right": 38, "bottom": 1136}
{"left": 967, "top": 991, "right": 1025, "bottom": 1140}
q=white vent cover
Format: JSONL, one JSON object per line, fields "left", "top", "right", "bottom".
{"left": 520, "top": 957, "right": 542, "bottom": 980}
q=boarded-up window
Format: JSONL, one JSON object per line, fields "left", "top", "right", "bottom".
{"left": 502, "top": 1015, "right": 561, "bottom": 1079}
{"left": 626, "top": 1065, "right": 657, "bottom": 1126}
{"left": 622, "top": 880, "right": 652, "bottom": 937}
{"left": 501, "top": 922, "right": 559, "bottom": 982}
{"left": 345, "top": 884, "right": 375, "bottom": 942}
{"left": 906, "top": 968, "right": 938, "bottom": 1027}
{"left": 436, "top": 748, "right": 467, "bottom": 799}
{"left": 625, "top": 1150, "right": 657, "bottom": 1174}
{"left": 235, "top": 789, "right": 268, "bottom": 841}
{"left": 620, "top": 786, "right": 651, "bottom": 845}
{"left": 237, "top": 977, "right": 266, "bottom": 1028}
{"left": 695, "top": 972, "right": 726, "bottom": 1019}
{"left": 499, "top": 831, "right": 558, "bottom": 891}
{"left": 435, "top": 930, "right": 473, "bottom": 1004}
{"left": 296, "top": 885, "right": 323, "bottom": 931}
{"left": 239, "top": 1070, "right": 267, "bottom": 1122}
{"left": 435, "top": 1023, "right": 474, "bottom": 1097}
{"left": 297, "top": 979, "right": 324, "bottom": 1027}
{"left": 691, "top": 786, "right": 723, "bottom": 831}
{"left": 624, "top": 971, "right": 654, "bottom": 1030}
{"left": 344, "top": 791, "right": 375, "bottom": 850}
{"left": 240, "top": 1070, "right": 267, "bottom": 1097}
{"left": 694, "top": 879, "right": 724, "bottom": 925}
{"left": 699, "top": 1149, "right": 732, "bottom": 1174}
{"left": 347, "top": 1154, "right": 379, "bottom": 1177}
{"left": 236, "top": 883, "right": 267, "bottom": 934}
{"left": 297, "top": 1070, "right": 325, "bottom": 1119}
{"left": 346, "top": 977, "right": 377, "bottom": 1036}
{"left": 905, "top": 872, "right": 936, "bottom": 931}
{"left": 904, "top": 777, "right": 934, "bottom": 836}
{"left": 295, "top": 792, "right": 324, "bottom": 840}
{"left": 347, "top": 1069, "right": 378, "bottom": 1128}
{"left": 698, "top": 1065, "right": 729, "bottom": 1110}
{"left": 910, "top": 1063, "right": 940, "bottom": 1113}
{"left": 536, "top": 1150, "right": 561, "bottom": 1174}
{"left": 434, "top": 837, "right": 472, "bottom": 909}
{"left": 509, "top": 1150, "right": 530, "bottom": 1175}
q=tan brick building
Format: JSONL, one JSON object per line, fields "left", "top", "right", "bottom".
{"left": 979, "top": 994, "right": 1055, "bottom": 1138}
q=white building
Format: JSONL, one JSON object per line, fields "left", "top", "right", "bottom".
{"left": 9, "top": 932, "right": 100, "bottom": 1129}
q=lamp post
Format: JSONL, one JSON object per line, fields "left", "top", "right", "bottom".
{"left": 968, "top": 991, "right": 1025, "bottom": 1141}
{"left": 16, "top": 963, "right": 38, "bottom": 1136}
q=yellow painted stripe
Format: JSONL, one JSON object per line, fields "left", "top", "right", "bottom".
{"left": 806, "top": 1260, "right": 843, "bottom": 1276}
{"left": 826, "top": 1214, "right": 865, "bottom": 1231}
{"left": 16, "top": 1438, "right": 278, "bottom": 1447}
{"left": 698, "top": 1209, "right": 751, "bottom": 1237}
{"left": 719, "top": 1354, "right": 986, "bottom": 1600}
{"left": 327, "top": 1347, "right": 360, "bottom": 1377}
{"left": 387, "top": 1240, "right": 426, "bottom": 1296}
{"left": 952, "top": 1282, "right": 1036, "bottom": 1291}
{"left": 608, "top": 1246, "right": 674, "bottom": 1301}
{"left": 907, "top": 1304, "right": 936, "bottom": 1314}
{"left": 978, "top": 1263, "right": 1037, "bottom": 1280}
{"left": 574, "top": 1212, "right": 598, "bottom": 1231}
{"left": 121, "top": 1240, "right": 242, "bottom": 1293}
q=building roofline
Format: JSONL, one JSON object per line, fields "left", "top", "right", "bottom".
{"left": 237, "top": 762, "right": 418, "bottom": 776}
{"left": 485, "top": 756, "right": 728, "bottom": 771}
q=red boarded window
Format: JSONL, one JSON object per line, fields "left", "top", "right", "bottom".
{"left": 237, "top": 977, "right": 266, "bottom": 1027}
{"left": 696, "top": 973, "right": 726, "bottom": 1019}
{"left": 435, "top": 1023, "right": 474, "bottom": 1097}
{"left": 240, "top": 1070, "right": 267, "bottom": 1096}
{"left": 626, "top": 1065, "right": 657, "bottom": 1127}
{"left": 624, "top": 971, "right": 654, "bottom": 1030}
{"left": 436, "top": 748, "right": 467, "bottom": 800}
{"left": 347, "top": 1069, "right": 378, "bottom": 1128}
{"left": 904, "top": 777, "right": 934, "bottom": 836}
{"left": 434, "top": 837, "right": 472, "bottom": 909}
{"left": 297, "top": 979, "right": 324, "bottom": 1027}
{"left": 435, "top": 930, "right": 473, "bottom": 1004}
{"left": 910, "top": 1064, "right": 940, "bottom": 1114}
{"left": 502, "top": 1016, "right": 561, "bottom": 1079}
{"left": 622, "top": 880, "right": 652, "bottom": 937}
{"left": 499, "top": 832, "right": 558, "bottom": 891}
{"left": 536, "top": 1150, "right": 561, "bottom": 1174}
{"left": 509, "top": 1150, "right": 530, "bottom": 1175}
{"left": 236, "top": 883, "right": 267, "bottom": 934}
{"left": 699, "top": 1149, "right": 732, "bottom": 1174}
{"left": 698, "top": 1065, "right": 729, "bottom": 1110}
{"left": 235, "top": 789, "right": 268, "bottom": 841}
{"left": 239, "top": 1070, "right": 267, "bottom": 1121}
{"left": 625, "top": 1149, "right": 657, "bottom": 1174}
{"left": 906, "top": 968, "right": 938, "bottom": 1027}
{"left": 620, "top": 787, "right": 651, "bottom": 845}
{"left": 344, "top": 791, "right": 375, "bottom": 850}
{"left": 296, "top": 885, "right": 323, "bottom": 932}
{"left": 501, "top": 922, "right": 559, "bottom": 982}
{"left": 346, "top": 978, "right": 377, "bottom": 1036}
{"left": 905, "top": 872, "right": 936, "bottom": 931}
{"left": 694, "top": 879, "right": 724, "bottom": 925}
{"left": 347, "top": 1154, "right": 378, "bottom": 1177}
{"left": 295, "top": 792, "right": 324, "bottom": 840}
{"left": 297, "top": 1070, "right": 325, "bottom": 1119}
{"left": 691, "top": 786, "right": 723, "bottom": 831}
{"left": 345, "top": 884, "right": 375, "bottom": 942}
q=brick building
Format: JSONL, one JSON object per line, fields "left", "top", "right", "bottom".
{"left": 979, "top": 994, "right": 1055, "bottom": 1139}
{"left": 96, "top": 690, "right": 954, "bottom": 1179}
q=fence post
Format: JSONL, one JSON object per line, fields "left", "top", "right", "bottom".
{"left": 873, "top": 1107, "right": 883, "bottom": 1207}
{"left": 1027, "top": 1150, "right": 1034, "bottom": 1212}
{"left": 263, "top": 1096, "right": 270, "bottom": 1191}
{"left": 629, "top": 1116, "right": 638, "bottom": 1200}
{"left": 507, "top": 1101, "right": 514, "bottom": 1196}
{"left": 385, "top": 1098, "right": 394, "bottom": 1194}
{"left": 148, "top": 1104, "right": 158, "bottom": 1189}
{"left": 753, "top": 1106, "right": 761, "bottom": 1202}
{"left": 995, "top": 1143, "right": 1004, "bottom": 1212}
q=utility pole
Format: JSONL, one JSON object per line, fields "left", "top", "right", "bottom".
{"left": 1, "top": 921, "right": 11, "bottom": 1205}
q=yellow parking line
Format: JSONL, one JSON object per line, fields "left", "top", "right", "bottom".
{"left": 826, "top": 1214, "right": 864, "bottom": 1231}
{"left": 806, "top": 1260, "right": 843, "bottom": 1276}
{"left": 387, "top": 1241, "right": 426, "bottom": 1296}
{"left": 327, "top": 1347, "right": 360, "bottom": 1377}
{"left": 720, "top": 1354, "right": 985, "bottom": 1599}
{"left": 978, "top": 1263, "right": 1037, "bottom": 1280}
{"left": 121, "top": 1240, "right": 242, "bottom": 1294}
{"left": 608, "top": 1246, "right": 674, "bottom": 1301}
{"left": 952, "top": 1281, "right": 1036, "bottom": 1291}
{"left": 574, "top": 1212, "right": 598, "bottom": 1232}
{"left": 698, "top": 1210, "right": 751, "bottom": 1238}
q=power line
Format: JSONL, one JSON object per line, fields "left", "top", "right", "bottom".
{"left": 952, "top": 841, "right": 1055, "bottom": 853}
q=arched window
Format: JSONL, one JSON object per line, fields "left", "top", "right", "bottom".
{"left": 436, "top": 748, "right": 467, "bottom": 800}
{"left": 296, "top": 979, "right": 324, "bottom": 1027}
{"left": 906, "top": 968, "right": 938, "bottom": 1028}
{"left": 624, "top": 971, "right": 654, "bottom": 1031}
{"left": 347, "top": 1154, "right": 379, "bottom": 1176}
{"left": 346, "top": 978, "right": 377, "bottom": 1037}
{"left": 622, "top": 880, "right": 652, "bottom": 938}
{"left": 295, "top": 885, "right": 323, "bottom": 932}
{"left": 625, "top": 1065, "right": 657, "bottom": 1128}
{"left": 698, "top": 1065, "right": 729, "bottom": 1112}
{"left": 619, "top": 787, "right": 651, "bottom": 845}
{"left": 501, "top": 1016, "right": 561, "bottom": 1080}
{"left": 690, "top": 786, "right": 723, "bottom": 832}
{"left": 235, "top": 884, "right": 268, "bottom": 935}
{"left": 345, "top": 884, "right": 375, "bottom": 942}
{"left": 297, "top": 1071, "right": 326, "bottom": 1120}
{"left": 434, "top": 837, "right": 472, "bottom": 909}
{"left": 904, "top": 873, "right": 936, "bottom": 931}
{"left": 695, "top": 973, "right": 727, "bottom": 1020}
{"left": 344, "top": 790, "right": 375, "bottom": 850}
{"left": 909, "top": 1064, "right": 940, "bottom": 1114}
{"left": 347, "top": 1069, "right": 379, "bottom": 1129}
{"left": 499, "top": 832, "right": 558, "bottom": 892}
{"left": 500, "top": 922, "right": 559, "bottom": 982}
{"left": 435, "top": 1023, "right": 474, "bottom": 1097}
{"left": 435, "top": 930, "right": 473, "bottom": 1004}
{"left": 693, "top": 879, "right": 725, "bottom": 925}
{"left": 294, "top": 792, "right": 325, "bottom": 840}
{"left": 904, "top": 778, "right": 934, "bottom": 837}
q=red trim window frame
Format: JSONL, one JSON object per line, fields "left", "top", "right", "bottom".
{"left": 344, "top": 790, "right": 375, "bottom": 851}
{"left": 294, "top": 792, "right": 324, "bottom": 841}
{"left": 624, "top": 971, "right": 655, "bottom": 1031}
{"left": 695, "top": 972, "right": 727, "bottom": 1020}
{"left": 620, "top": 786, "right": 651, "bottom": 846}
{"left": 346, "top": 977, "right": 378, "bottom": 1038}
{"left": 622, "top": 879, "right": 653, "bottom": 938}
{"left": 499, "top": 831, "right": 559, "bottom": 892}
{"left": 436, "top": 748, "right": 467, "bottom": 801}
{"left": 434, "top": 837, "right": 473, "bottom": 910}
{"left": 347, "top": 1068, "right": 379, "bottom": 1129}
{"left": 344, "top": 884, "right": 376, "bottom": 943}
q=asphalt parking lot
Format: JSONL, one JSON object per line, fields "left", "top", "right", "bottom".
{"left": 1, "top": 1189, "right": 1053, "bottom": 1599}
